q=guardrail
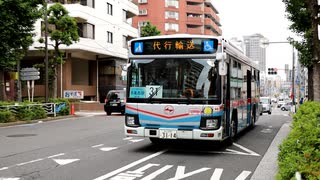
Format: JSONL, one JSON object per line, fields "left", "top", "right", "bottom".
{"left": 0, "top": 103, "right": 59, "bottom": 117}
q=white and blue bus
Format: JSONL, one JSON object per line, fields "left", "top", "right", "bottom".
{"left": 124, "top": 34, "right": 260, "bottom": 144}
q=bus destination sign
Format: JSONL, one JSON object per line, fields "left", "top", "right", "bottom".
{"left": 131, "top": 38, "right": 218, "bottom": 55}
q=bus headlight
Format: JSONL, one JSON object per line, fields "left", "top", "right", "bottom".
{"left": 200, "top": 117, "right": 220, "bottom": 130}
{"left": 125, "top": 114, "right": 140, "bottom": 127}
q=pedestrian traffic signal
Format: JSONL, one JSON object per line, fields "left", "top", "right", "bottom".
{"left": 268, "top": 68, "right": 277, "bottom": 75}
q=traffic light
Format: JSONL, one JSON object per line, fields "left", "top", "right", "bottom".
{"left": 268, "top": 68, "right": 278, "bottom": 75}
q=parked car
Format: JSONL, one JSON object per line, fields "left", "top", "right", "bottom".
{"left": 280, "top": 102, "right": 293, "bottom": 111}
{"left": 104, "top": 90, "right": 126, "bottom": 115}
{"left": 277, "top": 98, "right": 286, "bottom": 108}
{"left": 260, "top": 97, "right": 272, "bottom": 115}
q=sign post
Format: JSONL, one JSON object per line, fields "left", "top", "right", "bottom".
{"left": 20, "top": 68, "right": 40, "bottom": 102}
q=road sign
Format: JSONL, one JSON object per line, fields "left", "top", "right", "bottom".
{"left": 20, "top": 67, "right": 40, "bottom": 81}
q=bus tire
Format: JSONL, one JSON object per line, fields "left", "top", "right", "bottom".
{"left": 225, "top": 112, "right": 237, "bottom": 146}
{"left": 250, "top": 106, "right": 256, "bottom": 129}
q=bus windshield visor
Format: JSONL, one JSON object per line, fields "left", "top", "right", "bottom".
{"left": 127, "top": 58, "right": 221, "bottom": 103}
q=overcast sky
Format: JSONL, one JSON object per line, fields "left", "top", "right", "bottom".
{"left": 214, "top": 0, "right": 297, "bottom": 79}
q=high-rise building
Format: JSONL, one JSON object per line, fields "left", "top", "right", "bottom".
{"left": 243, "top": 34, "right": 266, "bottom": 72}
{"left": 132, "top": 0, "right": 222, "bottom": 36}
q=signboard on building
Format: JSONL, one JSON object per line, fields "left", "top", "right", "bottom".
{"left": 64, "top": 90, "right": 84, "bottom": 99}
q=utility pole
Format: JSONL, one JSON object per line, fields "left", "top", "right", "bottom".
{"left": 44, "top": 0, "right": 49, "bottom": 102}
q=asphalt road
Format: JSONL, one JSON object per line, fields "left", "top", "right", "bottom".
{"left": 0, "top": 107, "right": 291, "bottom": 180}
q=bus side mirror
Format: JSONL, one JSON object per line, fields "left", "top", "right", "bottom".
{"left": 219, "top": 61, "right": 227, "bottom": 76}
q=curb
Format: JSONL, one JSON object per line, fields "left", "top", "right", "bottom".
{"left": 250, "top": 122, "right": 292, "bottom": 180}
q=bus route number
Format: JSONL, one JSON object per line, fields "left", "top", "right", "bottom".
{"left": 146, "top": 85, "right": 163, "bottom": 98}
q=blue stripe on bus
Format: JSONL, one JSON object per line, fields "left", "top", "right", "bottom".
{"left": 140, "top": 124, "right": 198, "bottom": 129}
{"left": 139, "top": 114, "right": 200, "bottom": 123}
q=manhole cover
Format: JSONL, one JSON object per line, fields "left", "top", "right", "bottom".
{"left": 7, "top": 134, "right": 37, "bottom": 137}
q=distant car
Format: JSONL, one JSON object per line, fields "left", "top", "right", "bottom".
{"left": 104, "top": 90, "right": 126, "bottom": 115}
{"left": 280, "top": 102, "right": 293, "bottom": 111}
{"left": 277, "top": 98, "right": 286, "bottom": 108}
{"left": 260, "top": 97, "right": 272, "bottom": 115}
{"left": 271, "top": 98, "right": 277, "bottom": 103}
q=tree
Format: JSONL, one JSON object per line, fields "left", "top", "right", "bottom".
{"left": 140, "top": 22, "right": 161, "bottom": 37}
{"left": 283, "top": 0, "right": 320, "bottom": 101}
{"left": 39, "top": 3, "right": 79, "bottom": 98}
{"left": 0, "top": 0, "right": 43, "bottom": 101}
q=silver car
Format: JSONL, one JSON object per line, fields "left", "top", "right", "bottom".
{"left": 280, "top": 102, "right": 293, "bottom": 111}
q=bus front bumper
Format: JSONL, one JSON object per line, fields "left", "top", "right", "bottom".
{"left": 125, "top": 126, "right": 224, "bottom": 141}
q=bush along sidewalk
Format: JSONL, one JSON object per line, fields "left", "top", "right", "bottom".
{"left": 277, "top": 101, "right": 320, "bottom": 180}
{"left": 0, "top": 98, "right": 71, "bottom": 124}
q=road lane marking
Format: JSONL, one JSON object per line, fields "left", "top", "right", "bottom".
{"left": 232, "top": 143, "right": 260, "bottom": 156}
{"left": 235, "top": 170, "right": 251, "bottom": 180}
{"left": 210, "top": 168, "right": 223, "bottom": 180}
{"left": 123, "top": 137, "right": 133, "bottom": 140}
{"left": 53, "top": 159, "right": 80, "bottom": 166}
{"left": 140, "top": 165, "right": 173, "bottom": 180}
{"left": 47, "top": 153, "right": 65, "bottom": 158}
{"left": 100, "top": 147, "right": 118, "bottom": 152}
{"left": 167, "top": 166, "right": 211, "bottom": 180}
{"left": 92, "top": 144, "right": 104, "bottom": 148}
{"left": 93, "top": 150, "right": 168, "bottom": 180}
{"left": 129, "top": 139, "right": 144, "bottom": 143}
{"left": 17, "top": 158, "right": 43, "bottom": 166}
{"left": 0, "top": 167, "right": 9, "bottom": 171}
{"left": 0, "top": 178, "right": 20, "bottom": 180}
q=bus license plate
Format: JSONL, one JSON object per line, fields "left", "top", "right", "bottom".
{"left": 159, "top": 129, "right": 177, "bottom": 139}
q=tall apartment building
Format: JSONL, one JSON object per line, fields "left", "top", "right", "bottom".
{"left": 132, "top": 0, "right": 222, "bottom": 36}
{"left": 18, "top": 0, "right": 138, "bottom": 102}
{"left": 243, "top": 34, "right": 266, "bottom": 73}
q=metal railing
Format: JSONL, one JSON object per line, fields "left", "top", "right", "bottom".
{"left": 0, "top": 103, "right": 58, "bottom": 117}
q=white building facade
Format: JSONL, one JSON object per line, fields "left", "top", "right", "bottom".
{"left": 23, "top": 0, "right": 138, "bottom": 102}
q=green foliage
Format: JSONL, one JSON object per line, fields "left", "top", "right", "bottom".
{"left": 140, "top": 22, "right": 161, "bottom": 37}
{"left": 0, "top": 110, "right": 15, "bottom": 123}
{"left": 277, "top": 101, "right": 320, "bottom": 179}
{"left": 16, "top": 105, "right": 34, "bottom": 121}
{"left": 0, "top": 0, "right": 43, "bottom": 70}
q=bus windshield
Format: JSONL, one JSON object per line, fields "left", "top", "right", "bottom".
{"left": 127, "top": 58, "right": 221, "bottom": 104}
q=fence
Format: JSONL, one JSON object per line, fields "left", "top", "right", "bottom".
{"left": 0, "top": 103, "right": 59, "bottom": 117}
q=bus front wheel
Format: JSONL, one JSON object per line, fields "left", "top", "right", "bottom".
{"left": 225, "top": 118, "right": 237, "bottom": 146}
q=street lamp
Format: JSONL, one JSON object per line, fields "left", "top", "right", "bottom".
{"left": 259, "top": 38, "right": 296, "bottom": 111}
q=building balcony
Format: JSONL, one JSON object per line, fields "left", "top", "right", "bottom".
{"left": 204, "top": 6, "right": 220, "bottom": 23}
{"left": 48, "top": 0, "right": 94, "bottom": 8}
{"left": 123, "top": 0, "right": 139, "bottom": 18}
{"left": 204, "top": 29, "right": 218, "bottom": 36}
{"left": 204, "top": 18, "right": 222, "bottom": 35}
{"left": 186, "top": 5, "right": 202, "bottom": 14}
{"left": 186, "top": 16, "right": 203, "bottom": 26}
{"left": 187, "top": 27, "right": 203, "bottom": 35}
{"left": 186, "top": 0, "right": 203, "bottom": 3}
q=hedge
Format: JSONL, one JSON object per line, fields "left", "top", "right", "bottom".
{"left": 277, "top": 101, "right": 320, "bottom": 180}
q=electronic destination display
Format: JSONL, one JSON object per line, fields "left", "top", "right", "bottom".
{"left": 131, "top": 38, "right": 218, "bottom": 55}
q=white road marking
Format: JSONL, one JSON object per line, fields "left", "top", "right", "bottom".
{"left": 235, "top": 170, "right": 251, "bottom": 180}
{"left": 167, "top": 166, "right": 211, "bottom": 180}
{"left": 17, "top": 158, "right": 43, "bottom": 166}
{"left": 0, "top": 178, "right": 20, "bottom": 180}
{"left": 47, "top": 153, "right": 65, "bottom": 159}
{"left": 92, "top": 144, "right": 104, "bottom": 148}
{"left": 210, "top": 168, "right": 224, "bottom": 180}
{"left": 0, "top": 167, "right": 9, "bottom": 171}
{"left": 100, "top": 147, "right": 118, "bottom": 152}
{"left": 53, "top": 159, "right": 79, "bottom": 166}
{"left": 140, "top": 165, "right": 173, "bottom": 180}
{"left": 232, "top": 143, "right": 260, "bottom": 156}
{"left": 123, "top": 137, "right": 133, "bottom": 140}
{"left": 129, "top": 139, "right": 144, "bottom": 143}
{"left": 93, "top": 150, "right": 167, "bottom": 180}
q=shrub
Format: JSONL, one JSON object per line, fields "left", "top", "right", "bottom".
{"left": 0, "top": 110, "right": 15, "bottom": 123}
{"left": 30, "top": 105, "right": 47, "bottom": 119}
{"left": 277, "top": 101, "right": 320, "bottom": 180}
{"left": 16, "top": 105, "right": 34, "bottom": 121}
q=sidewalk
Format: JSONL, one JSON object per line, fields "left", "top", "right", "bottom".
{"left": 250, "top": 121, "right": 292, "bottom": 180}
{"left": 74, "top": 110, "right": 106, "bottom": 117}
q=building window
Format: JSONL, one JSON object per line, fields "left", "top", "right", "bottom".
{"left": 107, "top": 31, "right": 113, "bottom": 43}
{"left": 165, "top": 23, "right": 179, "bottom": 31}
{"left": 165, "top": 11, "right": 179, "bottom": 20}
{"left": 138, "top": 21, "right": 148, "bottom": 27}
{"left": 107, "top": 2, "right": 113, "bottom": 15}
{"left": 139, "top": 9, "right": 148, "bottom": 15}
{"left": 77, "top": 23, "right": 95, "bottom": 39}
{"left": 123, "top": 36, "right": 127, "bottom": 48}
{"left": 165, "top": 0, "right": 179, "bottom": 8}
{"left": 138, "top": 0, "right": 147, "bottom": 4}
